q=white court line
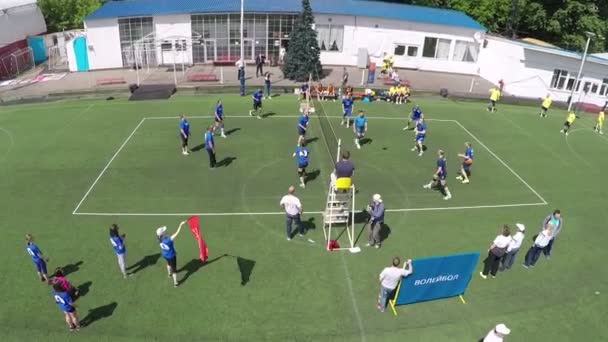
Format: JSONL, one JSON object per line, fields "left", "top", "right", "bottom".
{"left": 73, "top": 115, "right": 547, "bottom": 215}
{"left": 72, "top": 117, "right": 146, "bottom": 214}
{"left": 145, "top": 115, "right": 456, "bottom": 121}
{"left": 340, "top": 255, "right": 367, "bottom": 342}
{"left": 73, "top": 202, "right": 546, "bottom": 216}
{"left": 454, "top": 121, "right": 548, "bottom": 205}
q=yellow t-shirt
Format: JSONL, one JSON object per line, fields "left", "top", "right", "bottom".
{"left": 490, "top": 88, "right": 501, "bottom": 101}
{"left": 598, "top": 111, "right": 605, "bottom": 122}
{"left": 403, "top": 86, "right": 410, "bottom": 94}
{"left": 389, "top": 86, "right": 396, "bottom": 95}
{"left": 542, "top": 97, "right": 552, "bottom": 108}
{"left": 567, "top": 112, "right": 576, "bottom": 124}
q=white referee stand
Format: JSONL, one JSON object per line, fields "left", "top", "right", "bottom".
{"left": 322, "top": 140, "right": 360, "bottom": 253}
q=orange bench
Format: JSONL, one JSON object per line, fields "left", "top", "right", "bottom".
{"left": 187, "top": 73, "right": 219, "bottom": 82}
{"left": 96, "top": 77, "right": 126, "bottom": 86}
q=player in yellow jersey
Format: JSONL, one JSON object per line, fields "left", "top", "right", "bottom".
{"left": 388, "top": 85, "right": 396, "bottom": 103}
{"left": 594, "top": 110, "right": 605, "bottom": 135}
{"left": 487, "top": 86, "right": 501, "bottom": 112}
{"left": 539, "top": 94, "right": 552, "bottom": 117}
{"left": 560, "top": 112, "right": 577, "bottom": 136}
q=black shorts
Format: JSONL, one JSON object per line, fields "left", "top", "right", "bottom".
{"left": 65, "top": 306, "right": 75, "bottom": 313}
{"left": 165, "top": 257, "right": 177, "bottom": 273}
{"left": 253, "top": 102, "right": 262, "bottom": 110}
{"left": 490, "top": 100, "right": 496, "bottom": 106}
{"left": 298, "top": 165, "right": 307, "bottom": 176}
{"left": 180, "top": 135, "right": 189, "bottom": 146}
{"left": 541, "top": 106, "right": 548, "bottom": 111}
{"left": 564, "top": 121, "right": 571, "bottom": 127}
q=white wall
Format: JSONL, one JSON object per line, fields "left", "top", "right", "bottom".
{"left": 316, "top": 14, "right": 483, "bottom": 75}
{"left": 478, "top": 37, "right": 608, "bottom": 106}
{"left": 0, "top": 2, "right": 46, "bottom": 47}
{"left": 154, "top": 14, "right": 193, "bottom": 65}
{"left": 84, "top": 18, "right": 122, "bottom": 70}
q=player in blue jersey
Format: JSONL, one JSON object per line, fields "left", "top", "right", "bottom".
{"left": 179, "top": 115, "right": 190, "bottom": 155}
{"left": 249, "top": 88, "right": 263, "bottom": 119}
{"left": 297, "top": 110, "right": 310, "bottom": 145}
{"left": 109, "top": 224, "right": 128, "bottom": 278}
{"left": 341, "top": 93, "right": 354, "bottom": 127}
{"left": 411, "top": 118, "right": 427, "bottom": 157}
{"left": 456, "top": 142, "right": 474, "bottom": 184}
{"left": 353, "top": 110, "right": 368, "bottom": 149}
{"left": 293, "top": 141, "right": 310, "bottom": 188}
{"left": 423, "top": 149, "right": 452, "bottom": 200}
{"left": 25, "top": 234, "right": 49, "bottom": 282}
{"left": 404, "top": 105, "right": 423, "bottom": 130}
{"left": 156, "top": 221, "right": 185, "bottom": 287}
{"left": 52, "top": 281, "right": 80, "bottom": 331}
{"left": 205, "top": 125, "right": 216, "bottom": 169}
{"left": 214, "top": 100, "right": 227, "bottom": 138}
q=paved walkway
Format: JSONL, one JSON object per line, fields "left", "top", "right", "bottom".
{"left": 0, "top": 64, "right": 495, "bottom": 102}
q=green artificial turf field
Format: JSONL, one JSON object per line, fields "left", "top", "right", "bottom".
{"left": 0, "top": 94, "right": 607, "bottom": 341}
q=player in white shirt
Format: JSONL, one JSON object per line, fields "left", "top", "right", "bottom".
{"left": 279, "top": 186, "right": 303, "bottom": 241}
{"left": 479, "top": 323, "right": 511, "bottom": 342}
{"left": 377, "top": 257, "right": 413, "bottom": 312}
{"left": 500, "top": 223, "right": 525, "bottom": 271}
{"left": 480, "top": 225, "right": 512, "bottom": 279}
{"left": 523, "top": 221, "right": 554, "bottom": 268}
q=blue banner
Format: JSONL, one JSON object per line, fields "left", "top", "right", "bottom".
{"left": 393, "top": 251, "right": 480, "bottom": 306}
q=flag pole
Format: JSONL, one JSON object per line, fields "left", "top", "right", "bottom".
{"left": 240, "top": 0, "right": 244, "bottom": 68}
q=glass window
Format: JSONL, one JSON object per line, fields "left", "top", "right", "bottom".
{"left": 591, "top": 83, "right": 599, "bottom": 94}
{"left": 316, "top": 24, "right": 344, "bottom": 52}
{"left": 423, "top": 37, "right": 451, "bottom": 59}
{"left": 394, "top": 45, "right": 405, "bottom": 56}
{"left": 551, "top": 69, "right": 569, "bottom": 90}
{"left": 118, "top": 17, "right": 155, "bottom": 67}
{"left": 407, "top": 46, "right": 418, "bottom": 57}
{"left": 600, "top": 78, "right": 608, "bottom": 96}
{"left": 394, "top": 45, "right": 418, "bottom": 57}
{"left": 422, "top": 37, "right": 437, "bottom": 58}
{"left": 452, "top": 40, "right": 479, "bottom": 62}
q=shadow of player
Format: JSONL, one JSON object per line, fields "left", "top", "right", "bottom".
{"left": 80, "top": 302, "right": 118, "bottom": 327}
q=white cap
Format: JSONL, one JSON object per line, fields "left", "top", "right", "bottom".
{"left": 516, "top": 223, "right": 525, "bottom": 231}
{"left": 372, "top": 194, "right": 382, "bottom": 203}
{"left": 495, "top": 324, "right": 510, "bottom": 335}
{"left": 156, "top": 226, "right": 167, "bottom": 237}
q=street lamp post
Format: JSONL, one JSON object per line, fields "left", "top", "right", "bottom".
{"left": 568, "top": 32, "right": 595, "bottom": 112}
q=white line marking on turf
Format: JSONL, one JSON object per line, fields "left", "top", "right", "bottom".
{"left": 72, "top": 117, "right": 146, "bottom": 214}
{"left": 340, "top": 255, "right": 367, "bottom": 342}
{"left": 454, "top": 121, "right": 548, "bottom": 205}
{"left": 72, "top": 203, "right": 546, "bottom": 216}
{"left": 144, "top": 115, "right": 456, "bottom": 121}
{"left": 0, "top": 126, "right": 15, "bottom": 162}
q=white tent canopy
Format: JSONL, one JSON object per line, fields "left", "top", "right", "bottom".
{"left": 0, "top": 0, "right": 38, "bottom": 11}
{"left": 0, "top": 0, "right": 45, "bottom": 48}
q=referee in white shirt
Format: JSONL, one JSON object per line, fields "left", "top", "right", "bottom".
{"left": 377, "top": 257, "right": 413, "bottom": 313}
{"left": 479, "top": 323, "right": 510, "bottom": 342}
{"left": 279, "top": 186, "right": 303, "bottom": 240}
{"left": 480, "top": 225, "right": 512, "bottom": 279}
{"left": 500, "top": 223, "right": 525, "bottom": 271}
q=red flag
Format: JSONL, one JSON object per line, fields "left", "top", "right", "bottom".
{"left": 187, "top": 216, "right": 209, "bottom": 262}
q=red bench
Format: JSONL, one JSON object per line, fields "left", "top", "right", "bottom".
{"left": 187, "top": 73, "right": 219, "bottom": 82}
{"left": 96, "top": 77, "right": 126, "bottom": 86}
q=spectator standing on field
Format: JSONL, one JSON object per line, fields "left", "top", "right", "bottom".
{"left": 280, "top": 186, "right": 303, "bottom": 240}
{"left": 109, "top": 224, "right": 128, "bottom": 278}
{"left": 377, "top": 257, "right": 413, "bottom": 313}
{"left": 500, "top": 223, "right": 525, "bottom": 271}
{"left": 480, "top": 225, "right": 511, "bottom": 279}
{"left": 264, "top": 72, "right": 272, "bottom": 99}
{"left": 478, "top": 323, "right": 510, "bottom": 342}
{"left": 255, "top": 53, "right": 265, "bottom": 77}
{"left": 523, "top": 221, "right": 553, "bottom": 268}
{"left": 541, "top": 209, "right": 563, "bottom": 259}
{"left": 367, "top": 194, "right": 385, "bottom": 248}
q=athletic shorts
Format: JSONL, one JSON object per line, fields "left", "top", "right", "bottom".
{"left": 344, "top": 109, "right": 352, "bottom": 117}
{"left": 165, "top": 256, "right": 177, "bottom": 273}
{"left": 34, "top": 259, "right": 47, "bottom": 274}
{"left": 253, "top": 102, "right": 262, "bottom": 110}
{"left": 355, "top": 127, "right": 365, "bottom": 135}
{"left": 180, "top": 135, "right": 189, "bottom": 146}
{"left": 416, "top": 135, "right": 425, "bottom": 143}
{"left": 411, "top": 116, "right": 421, "bottom": 122}
{"left": 214, "top": 117, "right": 223, "bottom": 123}
{"left": 541, "top": 106, "right": 548, "bottom": 111}
{"left": 462, "top": 161, "right": 472, "bottom": 170}
{"left": 298, "top": 163, "right": 308, "bottom": 175}
{"left": 490, "top": 100, "right": 496, "bottom": 106}
{"left": 564, "top": 121, "right": 571, "bottom": 127}
{"left": 63, "top": 306, "right": 76, "bottom": 313}
{"left": 298, "top": 127, "right": 306, "bottom": 136}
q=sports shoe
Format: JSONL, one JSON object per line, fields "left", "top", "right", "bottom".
{"left": 286, "top": 237, "right": 292, "bottom": 241}
{"left": 221, "top": 134, "right": 227, "bottom": 138}
{"left": 366, "top": 243, "right": 372, "bottom": 247}
{"left": 565, "top": 132, "right": 569, "bottom": 136}
{"left": 462, "top": 179, "right": 470, "bottom": 184}
{"left": 403, "top": 127, "right": 408, "bottom": 130}
{"left": 249, "top": 110, "right": 253, "bottom": 117}
{"left": 257, "top": 115, "right": 262, "bottom": 120}
{"left": 423, "top": 183, "right": 431, "bottom": 189}
{"left": 410, "top": 147, "right": 417, "bottom": 152}
{"left": 174, "top": 282, "right": 179, "bottom": 288}
{"left": 418, "top": 152, "right": 423, "bottom": 157}
{"left": 522, "top": 264, "right": 529, "bottom": 269}
{"left": 356, "top": 144, "right": 361, "bottom": 150}
{"left": 299, "top": 183, "right": 306, "bottom": 188}
{"left": 444, "top": 194, "right": 452, "bottom": 200}
{"left": 479, "top": 272, "right": 487, "bottom": 279}
{"left": 491, "top": 275, "right": 496, "bottom": 279}
{"left": 374, "top": 244, "right": 380, "bottom": 249}
{"left": 376, "top": 303, "right": 383, "bottom": 312}
{"left": 456, "top": 176, "right": 463, "bottom": 180}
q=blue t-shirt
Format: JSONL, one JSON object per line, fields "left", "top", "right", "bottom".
{"left": 464, "top": 147, "right": 474, "bottom": 160}
{"left": 295, "top": 146, "right": 310, "bottom": 167}
{"left": 252, "top": 91, "right": 262, "bottom": 103}
{"left": 26, "top": 242, "right": 42, "bottom": 263}
{"left": 110, "top": 235, "right": 126, "bottom": 255}
{"left": 298, "top": 115, "right": 309, "bottom": 129}
{"left": 411, "top": 107, "right": 423, "bottom": 120}
{"left": 354, "top": 115, "right": 367, "bottom": 129}
{"left": 416, "top": 122, "right": 426, "bottom": 136}
{"left": 215, "top": 104, "right": 224, "bottom": 119}
{"left": 159, "top": 236, "right": 176, "bottom": 259}
{"left": 342, "top": 98, "right": 354, "bottom": 111}
{"left": 437, "top": 158, "right": 447, "bottom": 178}
{"left": 179, "top": 119, "right": 190, "bottom": 136}
{"left": 204, "top": 131, "right": 214, "bottom": 150}
{"left": 53, "top": 290, "right": 73, "bottom": 312}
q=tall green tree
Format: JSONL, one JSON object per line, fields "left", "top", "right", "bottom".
{"left": 39, "top": 0, "right": 102, "bottom": 32}
{"left": 283, "top": 0, "right": 323, "bottom": 81}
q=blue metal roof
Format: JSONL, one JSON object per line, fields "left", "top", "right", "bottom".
{"left": 86, "top": 0, "right": 485, "bottom": 30}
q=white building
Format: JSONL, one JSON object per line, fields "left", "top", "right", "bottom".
{"left": 83, "top": 0, "right": 608, "bottom": 107}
